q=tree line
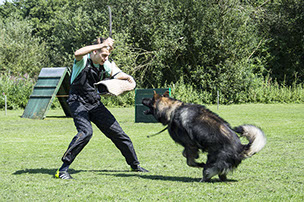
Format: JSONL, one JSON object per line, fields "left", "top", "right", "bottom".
{"left": 0, "top": 0, "right": 303, "bottom": 104}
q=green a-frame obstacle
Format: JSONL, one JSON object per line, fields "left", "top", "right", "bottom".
{"left": 22, "top": 67, "right": 72, "bottom": 119}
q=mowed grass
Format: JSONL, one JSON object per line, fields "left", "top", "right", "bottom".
{"left": 0, "top": 104, "right": 304, "bottom": 201}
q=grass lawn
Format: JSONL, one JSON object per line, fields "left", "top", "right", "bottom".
{"left": 1, "top": 104, "right": 304, "bottom": 201}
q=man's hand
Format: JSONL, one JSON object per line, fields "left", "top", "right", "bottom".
{"left": 104, "top": 38, "right": 114, "bottom": 51}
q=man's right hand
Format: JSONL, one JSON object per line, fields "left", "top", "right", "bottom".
{"left": 104, "top": 38, "right": 114, "bottom": 51}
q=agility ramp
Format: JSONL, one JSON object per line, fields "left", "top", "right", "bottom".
{"left": 22, "top": 67, "right": 71, "bottom": 119}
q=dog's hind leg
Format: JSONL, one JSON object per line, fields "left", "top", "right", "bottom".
{"left": 183, "top": 146, "right": 205, "bottom": 168}
{"left": 218, "top": 174, "right": 227, "bottom": 181}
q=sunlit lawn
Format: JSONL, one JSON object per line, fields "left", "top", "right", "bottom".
{"left": 1, "top": 104, "right": 303, "bottom": 201}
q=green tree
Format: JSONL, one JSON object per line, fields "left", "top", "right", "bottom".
{"left": 0, "top": 16, "right": 49, "bottom": 76}
{"left": 1, "top": 0, "right": 302, "bottom": 104}
{"left": 253, "top": 0, "right": 304, "bottom": 85}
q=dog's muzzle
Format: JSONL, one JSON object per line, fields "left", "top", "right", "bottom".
{"left": 142, "top": 98, "right": 153, "bottom": 115}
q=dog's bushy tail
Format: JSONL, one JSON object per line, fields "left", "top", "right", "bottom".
{"left": 234, "top": 125, "right": 266, "bottom": 159}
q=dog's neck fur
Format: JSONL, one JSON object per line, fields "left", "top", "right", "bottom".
{"left": 156, "top": 99, "right": 183, "bottom": 125}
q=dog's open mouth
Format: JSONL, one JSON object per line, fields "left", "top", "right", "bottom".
{"left": 143, "top": 108, "right": 152, "bottom": 115}
{"left": 142, "top": 98, "right": 153, "bottom": 115}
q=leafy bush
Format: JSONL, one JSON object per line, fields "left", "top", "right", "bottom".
{"left": 167, "top": 75, "right": 303, "bottom": 105}
{"left": 0, "top": 73, "right": 303, "bottom": 110}
{"left": 100, "top": 91, "right": 136, "bottom": 108}
{"left": 0, "top": 74, "right": 35, "bottom": 109}
{"left": 246, "top": 75, "right": 304, "bottom": 104}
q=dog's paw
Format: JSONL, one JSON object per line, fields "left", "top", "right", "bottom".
{"left": 219, "top": 174, "right": 227, "bottom": 181}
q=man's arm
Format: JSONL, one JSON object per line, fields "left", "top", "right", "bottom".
{"left": 107, "top": 61, "right": 133, "bottom": 82}
{"left": 113, "top": 72, "right": 133, "bottom": 83}
{"left": 74, "top": 38, "right": 114, "bottom": 61}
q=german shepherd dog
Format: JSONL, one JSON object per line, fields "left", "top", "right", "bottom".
{"left": 142, "top": 91, "right": 266, "bottom": 182}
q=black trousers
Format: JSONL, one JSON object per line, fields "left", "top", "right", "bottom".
{"left": 61, "top": 100, "right": 140, "bottom": 168}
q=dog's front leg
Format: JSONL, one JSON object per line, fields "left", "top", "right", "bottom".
{"left": 183, "top": 147, "right": 205, "bottom": 168}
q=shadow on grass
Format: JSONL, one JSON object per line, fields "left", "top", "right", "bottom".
{"left": 98, "top": 172, "right": 237, "bottom": 183}
{"left": 45, "top": 116, "right": 72, "bottom": 119}
{"left": 99, "top": 172, "right": 201, "bottom": 183}
{"left": 12, "top": 168, "right": 237, "bottom": 183}
{"left": 13, "top": 168, "right": 79, "bottom": 175}
{"left": 12, "top": 168, "right": 130, "bottom": 176}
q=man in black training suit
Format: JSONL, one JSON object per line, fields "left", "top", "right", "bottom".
{"left": 55, "top": 37, "right": 148, "bottom": 179}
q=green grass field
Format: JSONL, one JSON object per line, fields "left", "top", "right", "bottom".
{"left": 1, "top": 104, "right": 304, "bottom": 201}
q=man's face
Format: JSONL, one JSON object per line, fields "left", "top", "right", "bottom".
{"left": 94, "top": 48, "right": 109, "bottom": 65}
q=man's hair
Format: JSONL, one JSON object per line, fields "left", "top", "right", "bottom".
{"left": 93, "top": 37, "right": 106, "bottom": 45}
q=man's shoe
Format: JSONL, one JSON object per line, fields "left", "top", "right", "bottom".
{"left": 131, "top": 165, "right": 149, "bottom": 172}
{"left": 54, "top": 169, "right": 73, "bottom": 179}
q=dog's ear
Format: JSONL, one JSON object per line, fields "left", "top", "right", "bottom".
{"left": 163, "top": 90, "right": 170, "bottom": 97}
{"left": 153, "top": 92, "right": 161, "bottom": 100}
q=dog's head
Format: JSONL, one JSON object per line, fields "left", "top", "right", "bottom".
{"left": 142, "top": 90, "right": 182, "bottom": 125}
